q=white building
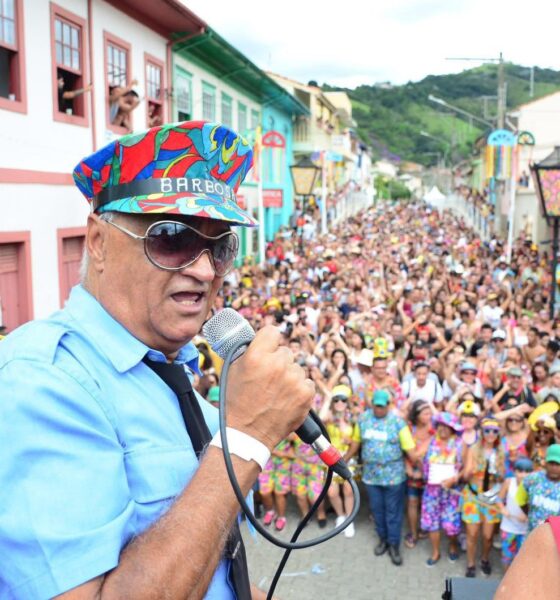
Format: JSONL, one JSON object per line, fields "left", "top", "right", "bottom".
{"left": 510, "top": 91, "right": 560, "bottom": 246}
{"left": 0, "top": 0, "right": 276, "bottom": 332}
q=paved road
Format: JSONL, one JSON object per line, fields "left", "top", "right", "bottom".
{"left": 242, "top": 486, "right": 502, "bottom": 599}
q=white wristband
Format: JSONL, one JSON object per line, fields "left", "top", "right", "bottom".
{"left": 209, "top": 427, "right": 271, "bottom": 471}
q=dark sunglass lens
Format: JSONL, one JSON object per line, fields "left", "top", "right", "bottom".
{"left": 146, "top": 223, "right": 197, "bottom": 268}
{"left": 211, "top": 233, "right": 238, "bottom": 276}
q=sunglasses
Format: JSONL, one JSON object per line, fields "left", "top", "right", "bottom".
{"left": 536, "top": 428, "right": 554, "bottom": 435}
{"left": 107, "top": 219, "right": 239, "bottom": 276}
{"left": 333, "top": 397, "right": 348, "bottom": 404}
{"left": 483, "top": 428, "right": 500, "bottom": 435}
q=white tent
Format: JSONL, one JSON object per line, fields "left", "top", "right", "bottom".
{"left": 423, "top": 186, "right": 446, "bottom": 204}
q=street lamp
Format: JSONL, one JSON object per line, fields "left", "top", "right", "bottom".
{"left": 530, "top": 146, "right": 560, "bottom": 319}
{"left": 290, "top": 156, "right": 321, "bottom": 211}
{"left": 428, "top": 95, "right": 494, "bottom": 129}
{"left": 289, "top": 157, "right": 321, "bottom": 251}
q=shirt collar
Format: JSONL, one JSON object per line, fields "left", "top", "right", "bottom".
{"left": 65, "top": 285, "right": 201, "bottom": 374}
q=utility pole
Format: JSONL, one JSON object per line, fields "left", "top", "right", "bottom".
{"left": 445, "top": 53, "right": 507, "bottom": 130}
{"left": 497, "top": 52, "right": 505, "bottom": 129}
{"left": 530, "top": 66, "right": 535, "bottom": 98}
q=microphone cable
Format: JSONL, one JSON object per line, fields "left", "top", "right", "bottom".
{"left": 217, "top": 337, "right": 361, "bottom": 599}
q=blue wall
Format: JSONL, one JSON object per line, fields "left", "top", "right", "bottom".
{"left": 261, "top": 106, "right": 295, "bottom": 241}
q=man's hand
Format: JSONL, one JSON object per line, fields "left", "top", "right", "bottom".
{"left": 226, "top": 326, "right": 315, "bottom": 450}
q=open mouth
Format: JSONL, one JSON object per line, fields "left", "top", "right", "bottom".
{"left": 171, "top": 291, "right": 204, "bottom": 305}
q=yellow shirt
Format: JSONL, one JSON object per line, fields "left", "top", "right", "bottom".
{"left": 326, "top": 422, "right": 360, "bottom": 454}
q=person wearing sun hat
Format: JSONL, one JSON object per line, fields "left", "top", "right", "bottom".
{"left": 0, "top": 121, "right": 316, "bottom": 599}
{"left": 353, "top": 388, "right": 418, "bottom": 566}
{"left": 420, "top": 412, "right": 468, "bottom": 568}
{"left": 530, "top": 414, "right": 557, "bottom": 470}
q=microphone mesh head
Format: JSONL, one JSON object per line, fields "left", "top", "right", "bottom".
{"left": 202, "top": 308, "right": 255, "bottom": 359}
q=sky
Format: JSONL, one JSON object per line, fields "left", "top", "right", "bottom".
{"left": 183, "top": 0, "right": 559, "bottom": 89}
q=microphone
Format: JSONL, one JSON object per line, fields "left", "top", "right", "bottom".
{"left": 203, "top": 308, "right": 353, "bottom": 480}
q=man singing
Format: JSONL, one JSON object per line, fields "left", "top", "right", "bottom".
{"left": 0, "top": 121, "right": 314, "bottom": 599}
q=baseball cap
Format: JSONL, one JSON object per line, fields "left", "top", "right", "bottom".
{"left": 73, "top": 121, "right": 257, "bottom": 226}
{"left": 514, "top": 457, "right": 534, "bottom": 472}
{"left": 460, "top": 361, "right": 477, "bottom": 372}
{"left": 372, "top": 389, "right": 390, "bottom": 406}
{"left": 507, "top": 366, "right": 523, "bottom": 377}
{"left": 546, "top": 444, "right": 560, "bottom": 464}
{"left": 492, "top": 329, "right": 506, "bottom": 340}
{"left": 207, "top": 386, "right": 220, "bottom": 404}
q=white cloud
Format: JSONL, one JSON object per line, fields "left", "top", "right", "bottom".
{"left": 182, "top": 0, "right": 560, "bottom": 87}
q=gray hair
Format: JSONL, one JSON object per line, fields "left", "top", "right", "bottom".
{"left": 79, "top": 211, "right": 117, "bottom": 283}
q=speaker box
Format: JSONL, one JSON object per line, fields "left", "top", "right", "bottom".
{"left": 442, "top": 577, "right": 499, "bottom": 599}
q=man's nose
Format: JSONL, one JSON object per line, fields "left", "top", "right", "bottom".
{"left": 180, "top": 249, "right": 216, "bottom": 280}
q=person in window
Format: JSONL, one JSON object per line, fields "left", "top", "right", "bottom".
{"left": 109, "top": 78, "right": 139, "bottom": 130}
{"left": 148, "top": 103, "right": 163, "bottom": 128}
{"left": 57, "top": 76, "right": 92, "bottom": 114}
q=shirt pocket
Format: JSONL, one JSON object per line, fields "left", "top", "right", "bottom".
{"left": 124, "top": 446, "right": 196, "bottom": 505}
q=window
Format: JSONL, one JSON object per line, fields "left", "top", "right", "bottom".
{"left": 51, "top": 4, "right": 89, "bottom": 124}
{"left": 104, "top": 32, "right": 133, "bottom": 133}
{"left": 145, "top": 53, "right": 164, "bottom": 128}
{"left": 107, "top": 43, "right": 127, "bottom": 87}
{"left": 0, "top": 231, "right": 32, "bottom": 331}
{"left": 0, "top": 0, "right": 16, "bottom": 47}
{"left": 57, "top": 228, "right": 85, "bottom": 307}
{"left": 221, "top": 93, "right": 232, "bottom": 128}
{"left": 0, "top": 0, "right": 26, "bottom": 113}
{"left": 202, "top": 82, "right": 215, "bottom": 121}
{"left": 238, "top": 102, "right": 247, "bottom": 135}
{"left": 250, "top": 109, "right": 260, "bottom": 131}
{"left": 175, "top": 66, "right": 192, "bottom": 121}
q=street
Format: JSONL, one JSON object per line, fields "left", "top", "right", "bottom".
{"left": 243, "top": 486, "right": 502, "bottom": 600}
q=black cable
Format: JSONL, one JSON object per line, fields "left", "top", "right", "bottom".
{"left": 218, "top": 337, "right": 360, "bottom": 596}
{"left": 267, "top": 412, "right": 362, "bottom": 599}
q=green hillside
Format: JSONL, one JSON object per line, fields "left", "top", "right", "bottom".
{"left": 325, "top": 64, "right": 560, "bottom": 166}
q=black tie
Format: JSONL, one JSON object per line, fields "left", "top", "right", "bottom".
{"left": 143, "top": 357, "right": 251, "bottom": 599}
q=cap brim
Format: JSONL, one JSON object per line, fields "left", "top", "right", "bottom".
{"left": 99, "top": 192, "right": 258, "bottom": 227}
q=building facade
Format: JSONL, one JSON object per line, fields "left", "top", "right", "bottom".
{"left": 0, "top": 1, "right": 310, "bottom": 331}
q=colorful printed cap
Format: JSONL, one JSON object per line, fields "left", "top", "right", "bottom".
{"left": 435, "top": 411, "right": 462, "bottom": 433}
{"left": 73, "top": 121, "right": 257, "bottom": 227}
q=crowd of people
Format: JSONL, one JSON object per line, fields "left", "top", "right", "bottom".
{"left": 193, "top": 199, "right": 560, "bottom": 577}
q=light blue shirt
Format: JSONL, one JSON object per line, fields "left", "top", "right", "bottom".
{"left": 0, "top": 285, "right": 235, "bottom": 600}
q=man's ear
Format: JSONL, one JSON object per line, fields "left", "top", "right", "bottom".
{"left": 86, "top": 214, "right": 107, "bottom": 273}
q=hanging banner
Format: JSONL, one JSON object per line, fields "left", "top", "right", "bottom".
{"left": 486, "top": 129, "right": 516, "bottom": 181}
